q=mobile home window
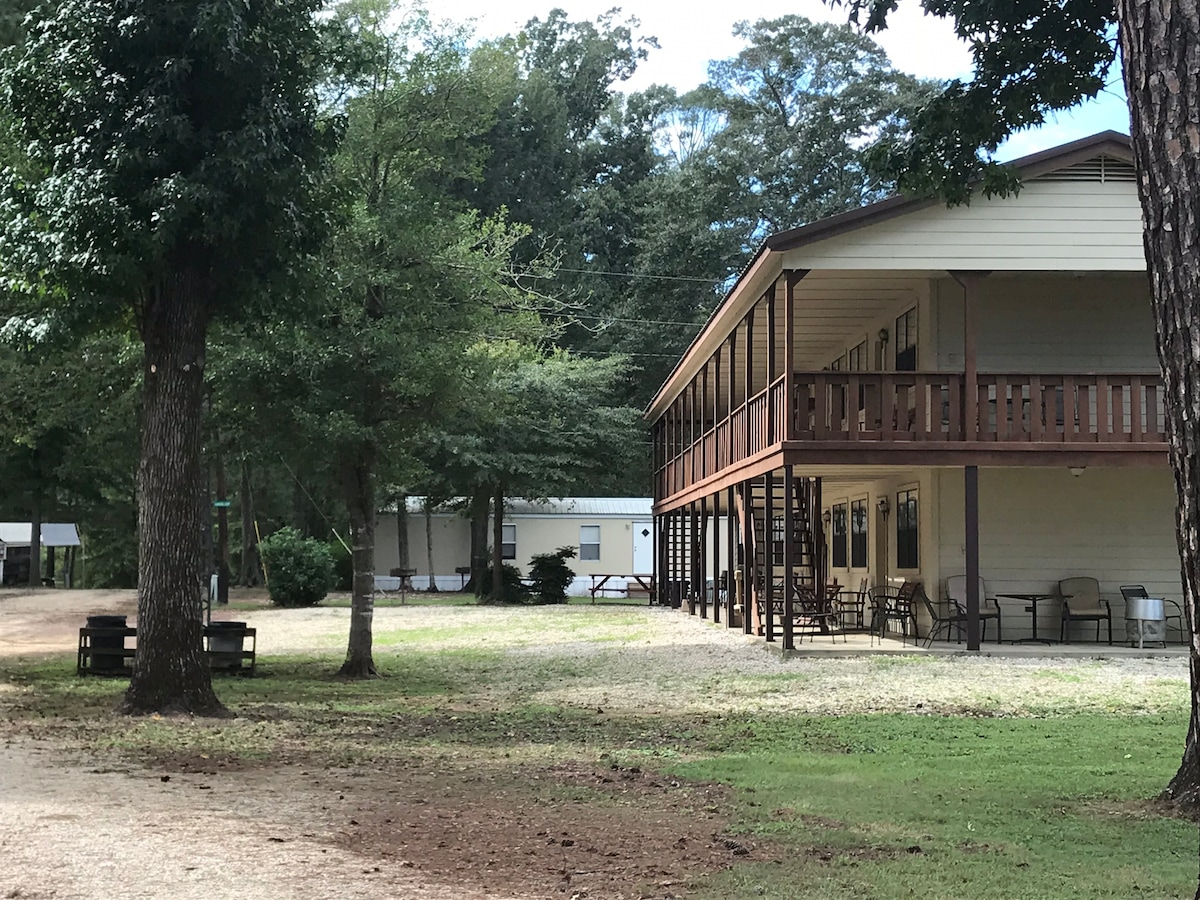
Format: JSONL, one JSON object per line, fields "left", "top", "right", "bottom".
{"left": 579, "top": 525, "right": 601, "bottom": 561}
{"left": 501, "top": 523, "right": 516, "bottom": 560}
{"left": 831, "top": 503, "right": 848, "bottom": 568}
{"left": 895, "top": 307, "right": 917, "bottom": 371}
{"left": 850, "top": 499, "right": 868, "bottom": 568}
{"left": 896, "top": 489, "right": 919, "bottom": 569}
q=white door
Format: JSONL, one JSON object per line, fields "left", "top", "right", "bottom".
{"left": 632, "top": 521, "right": 654, "bottom": 573}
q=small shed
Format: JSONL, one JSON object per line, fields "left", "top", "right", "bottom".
{"left": 0, "top": 522, "right": 82, "bottom": 586}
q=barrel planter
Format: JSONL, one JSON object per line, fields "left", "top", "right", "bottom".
{"left": 85, "top": 615, "right": 128, "bottom": 672}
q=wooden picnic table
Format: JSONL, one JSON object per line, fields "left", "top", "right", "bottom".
{"left": 587, "top": 574, "right": 656, "bottom": 604}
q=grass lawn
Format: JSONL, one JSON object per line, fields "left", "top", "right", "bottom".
{"left": 0, "top": 600, "right": 1193, "bottom": 898}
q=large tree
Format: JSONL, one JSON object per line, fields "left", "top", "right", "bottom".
{"left": 0, "top": 1, "right": 330, "bottom": 713}
{"left": 830, "top": 0, "right": 1200, "bottom": 829}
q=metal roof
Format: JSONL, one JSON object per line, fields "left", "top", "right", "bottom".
{"left": 400, "top": 497, "right": 652, "bottom": 518}
{"left": 0, "top": 523, "right": 81, "bottom": 547}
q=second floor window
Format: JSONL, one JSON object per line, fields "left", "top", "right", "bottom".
{"left": 895, "top": 307, "right": 917, "bottom": 371}
{"left": 501, "top": 524, "right": 516, "bottom": 560}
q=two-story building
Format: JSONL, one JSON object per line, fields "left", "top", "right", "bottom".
{"left": 645, "top": 131, "right": 1174, "bottom": 649}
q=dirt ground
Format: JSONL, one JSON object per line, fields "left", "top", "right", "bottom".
{"left": 0, "top": 590, "right": 764, "bottom": 900}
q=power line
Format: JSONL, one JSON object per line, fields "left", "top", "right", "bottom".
{"left": 537, "top": 266, "right": 725, "bottom": 285}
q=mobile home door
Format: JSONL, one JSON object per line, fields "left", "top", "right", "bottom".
{"left": 632, "top": 520, "right": 653, "bottom": 573}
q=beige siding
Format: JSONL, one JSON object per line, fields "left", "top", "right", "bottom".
{"left": 934, "top": 467, "right": 1180, "bottom": 641}
{"left": 779, "top": 178, "right": 1145, "bottom": 272}
{"left": 933, "top": 274, "right": 1156, "bottom": 372}
{"left": 375, "top": 512, "right": 470, "bottom": 581}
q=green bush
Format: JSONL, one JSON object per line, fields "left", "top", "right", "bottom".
{"left": 329, "top": 540, "right": 352, "bottom": 591}
{"left": 258, "top": 526, "right": 337, "bottom": 607}
{"left": 479, "top": 562, "right": 530, "bottom": 603}
{"left": 527, "top": 546, "right": 576, "bottom": 604}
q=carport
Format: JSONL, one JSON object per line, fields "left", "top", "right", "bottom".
{"left": 0, "top": 523, "right": 82, "bottom": 587}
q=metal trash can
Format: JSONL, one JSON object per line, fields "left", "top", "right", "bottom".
{"left": 1125, "top": 596, "right": 1166, "bottom": 648}
{"left": 206, "top": 621, "right": 247, "bottom": 670}
{"left": 86, "top": 615, "right": 128, "bottom": 672}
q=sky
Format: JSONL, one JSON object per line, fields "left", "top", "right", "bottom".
{"left": 431, "top": 0, "right": 1130, "bottom": 160}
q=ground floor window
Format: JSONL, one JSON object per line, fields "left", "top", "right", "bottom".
{"left": 501, "top": 523, "right": 516, "bottom": 560}
{"left": 896, "top": 489, "right": 919, "bottom": 569}
{"left": 850, "top": 498, "right": 868, "bottom": 568}
{"left": 831, "top": 503, "right": 848, "bottom": 568}
{"left": 580, "top": 525, "right": 601, "bottom": 561}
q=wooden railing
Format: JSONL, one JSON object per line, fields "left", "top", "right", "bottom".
{"left": 654, "top": 371, "right": 1166, "bottom": 499}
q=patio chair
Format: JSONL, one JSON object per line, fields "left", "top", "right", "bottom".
{"left": 917, "top": 583, "right": 966, "bottom": 647}
{"left": 945, "top": 575, "right": 1003, "bottom": 643}
{"left": 870, "top": 581, "right": 919, "bottom": 645}
{"left": 1119, "top": 584, "right": 1185, "bottom": 644}
{"left": 835, "top": 577, "right": 869, "bottom": 631}
{"left": 793, "top": 584, "right": 844, "bottom": 644}
{"left": 1058, "top": 577, "right": 1112, "bottom": 644}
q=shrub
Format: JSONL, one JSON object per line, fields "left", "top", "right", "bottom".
{"left": 527, "top": 546, "right": 576, "bottom": 604}
{"left": 258, "top": 526, "right": 337, "bottom": 607}
{"left": 479, "top": 561, "right": 530, "bottom": 604}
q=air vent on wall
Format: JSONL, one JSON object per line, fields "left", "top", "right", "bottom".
{"left": 1037, "top": 154, "right": 1136, "bottom": 183}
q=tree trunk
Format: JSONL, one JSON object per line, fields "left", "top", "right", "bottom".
{"left": 490, "top": 483, "right": 504, "bottom": 604}
{"left": 238, "top": 460, "right": 260, "bottom": 586}
{"left": 424, "top": 500, "right": 438, "bottom": 592}
{"left": 396, "top": 495, "right": 411, "bottom": 589}
{"left": 27, "top": 477, "right": 40, "bottom": 587}
{"left": 1116, "top": 1, "right": 1200, "bottom": 824}
{"left": 467, "top": 485, "right": 489, "bottom": 594}
{"left": 122, "top": 256, "right": 224, "bottom": 716}
{"left": 339, "top": 453, "right": 377, "bottom": 678}
{"left": 214, "top": 456, "right": 230, "bottom": 605}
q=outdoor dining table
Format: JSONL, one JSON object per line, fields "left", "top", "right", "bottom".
{"left": 996, "top": 592, "right": 1058, "bottom": 644}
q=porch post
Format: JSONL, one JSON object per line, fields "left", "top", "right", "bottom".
{"left": 766, "top": 291, "right": 777, "bottom": 441}
{"left": 691, "top": 504, "right": 700, "bottom": 619}
{"left": 965, "top": 465, "right": 981, "bottom": 651}
{"left": 701, "top": 362, "right": 710, "bottom": 479}
{"left": 699, "top": 495, "right": 708, "bottom": 619}
{"left": 744, "top": 308, "right": 754, "bottom": 454}
{"left": 727, "top": 485, "right": 737, "bottom": 627}
{"left": 705, "top": 494, "right": 715, "bottom": 628}
{"left": 783, "top": 272, "right": 805, "bottom": 441}
{"left": 764, "top": 470, "right": 775, "bottom": 642}
{"left": 951, "top": 271, "right": 987, "bottom": 441}
{"left": 727, "top": 326, "right": 737, "bottom": 464}
{"left": 813, "top": 476, "right": 825, "bottom": 597}
{"left": 782, "top": 464, "right": 796, "bottom": 650}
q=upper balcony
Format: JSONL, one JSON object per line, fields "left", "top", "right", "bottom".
{"left": 653, "top": 369, "right": 1167, "bottom": 506}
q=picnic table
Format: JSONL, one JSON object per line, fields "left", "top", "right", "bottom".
{"left": 587, "top": 574, "right": 656, "bottom": 604}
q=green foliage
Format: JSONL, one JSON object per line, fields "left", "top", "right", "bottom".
{"left": 829, "top": 0, "right": 1117, "bottom": 203}
{"left": 478, "top": 561, "right": 529, "bottom": 604}
{"left": 329, "top": 540, "right": 352, "bottom": 592}
{"left": 0, "top": 0, "right": 332, "bottom": 314}
{"left": 526, "top": 545, "right": 576, "bottom": 604}
{"left": 258, "top": 526, "right": 337, "bottom": 608}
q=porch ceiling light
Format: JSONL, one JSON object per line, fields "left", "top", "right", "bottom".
{"left": 1069, "top": 466, "right": 1086, "bottom": 478}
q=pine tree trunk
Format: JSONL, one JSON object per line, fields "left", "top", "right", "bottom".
{"left": 396, "top": 495, "right": 410, "bottom": 589}
{"left": 490, "top": 483, "right": 504, "bottom": 604}
{"left": 27, "top": 477, "right": 40, "bottom": 587}
{"left": 467, "top": 486, "right": 489, "bottom": 594}
{"left": 122, "top": 255, "right": 224, "bottom": 716}
{"left": 238, "top": 460, "right": 260, "bottom": 586}
{"left": 1116, "top": 1, "right": 1200, "bottom": 823}
{"left": 339, "top": 454, "right": 377, "bottom": 678}
{"left": 425, "top": 501, "right": 438, "bottom": 592}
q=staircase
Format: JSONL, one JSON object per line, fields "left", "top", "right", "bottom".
{"left": 737, "top": 474, "right": 825, "bottom": 640}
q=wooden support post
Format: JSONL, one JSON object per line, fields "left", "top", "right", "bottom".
{"left": 698, "top": 496, "right": 708, "bottom": 619}
{"left": 764, "top": 470, "right": 775, "bottom": 643}
{"left": 741, "top": 481, "right": 755, "bottom": 635}
{"left": 965, "top": 465, "right": 981, "bottom": 651}
{"left": 813, "top": 476, "right": 825, "bottom": 600}
{"left": 727, "top": 327, "right": 737, "bottom": 463}
{"left": 782, "top": 464, "right": 796, "bottom": 650}
{"left": 783, "top": 270, "right": 809, "bottom": 442}
{"left": 726, "top": 485, "right": 737, "bottom": 627}
{"left": 766, "top": 291, "right": 777, "bottom": 441}
{"left": 744, "top": 308, "right": 754, "bottom": 452}
{"left": 711, "top": 493, "right": 721, "bottom": 624}
{"left": 951, "top": 271, "right": 988, "bottom": 441}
